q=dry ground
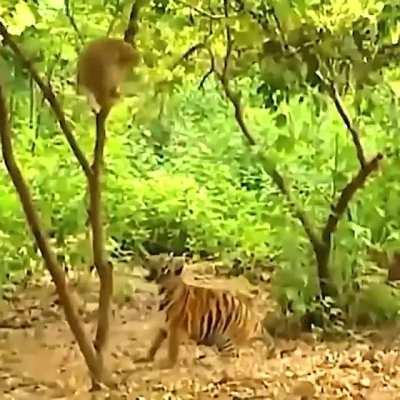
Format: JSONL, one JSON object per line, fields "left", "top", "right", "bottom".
{"left": 1, "top": 262, "right": 400, "bottom": 399}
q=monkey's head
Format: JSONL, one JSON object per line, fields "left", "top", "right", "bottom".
{"left": 117, "top": 42, "right": 140, "bottom": 68}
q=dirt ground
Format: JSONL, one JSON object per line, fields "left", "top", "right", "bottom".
{"left": 1, "top": 263, "right": 400, "bottom": 399}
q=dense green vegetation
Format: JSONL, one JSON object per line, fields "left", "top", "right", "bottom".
{"left": 1, "top": 0, "right": 400, "bottom": 328}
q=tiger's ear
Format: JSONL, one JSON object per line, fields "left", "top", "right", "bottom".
{"left": 173, "top": 258, "right": 185, "bottom": 276}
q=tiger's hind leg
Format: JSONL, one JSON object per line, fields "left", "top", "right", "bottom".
{"left": 135, "top": 327, "right": 167, "bottom": 363}
{"left": 207, "top": 334, "right": 238, "bottom": 358}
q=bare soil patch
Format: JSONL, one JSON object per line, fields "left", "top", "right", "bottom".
{"left": 1, "top": 264, "right": 400, "bottom": 399}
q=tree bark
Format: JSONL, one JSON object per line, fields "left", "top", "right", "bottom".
{"left": 89, "top": 109, "right": 113, "bottom": 373}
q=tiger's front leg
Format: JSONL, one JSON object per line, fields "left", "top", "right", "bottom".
{"left": 136, "top": 327, "right": 167, "bottom": 363}
{"left": 159, "top": 325, "right": 181, "bottom": 369}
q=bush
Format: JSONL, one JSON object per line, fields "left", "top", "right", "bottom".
{"left": 2, "top": 80, "right": 400, "bottom": 324}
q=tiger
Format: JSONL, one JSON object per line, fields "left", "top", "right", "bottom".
{"left": 138, "top": 253, "right": 275, "bottom": 369}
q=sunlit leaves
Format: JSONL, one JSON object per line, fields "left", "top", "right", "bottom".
{"left": 234, "top": 15, "right": 264, "bottom": 47}
{"left": 388, "top": 80, "right": 400, "bottom": 97}
{"left": 355, "top": 283, "right": 400, "bottom": 322}
{"left": 36, "top": 0, "right": 64, "bottom": 18}
{"left": 270, "top": 0, "right": 300, "bottom": 30}
{"left": 60, "top": 42, "right": 76, "bottom": 61}
{"left": 6, "top": 1, "right": 36, "bottom": 35}
{"left": 0, "top": 0, "right": 398, "bottom": 325}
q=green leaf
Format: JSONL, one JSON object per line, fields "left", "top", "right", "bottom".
{"left": 275, "top": 113, "right": 288, "bottom": 128}
{"left": 275, "top": 133, "right": 295, "bottom": 152}
{"left": 388, "top": 81, "right": 400, "bottom": 98}
{"left": 9, "top": 2, "right": 36, "bottom": 34}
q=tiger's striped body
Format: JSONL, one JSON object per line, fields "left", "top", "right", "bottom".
{"left": 141, "top": 254, "right": 274, "bottom": 368}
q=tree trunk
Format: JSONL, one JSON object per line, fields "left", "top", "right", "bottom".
{"left": 0, "top": 85, "right": 112, "bottom": 386}
{"left": 89, "top": 109, "right": 114, "bottom": 388}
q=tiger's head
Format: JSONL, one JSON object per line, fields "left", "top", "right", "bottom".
{"left": 143, "top": 253, "right": 185, "bottom": 284}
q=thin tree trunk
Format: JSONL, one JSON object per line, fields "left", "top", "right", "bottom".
{"left": 90, "top": 109, "right": 113, "bottom": 364}
{"left": 0, "top": 85, "right": 111, "bottom": 385}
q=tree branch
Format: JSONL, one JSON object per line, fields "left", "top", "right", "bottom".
{"left": 322, "top": 153, "right": 383, "bottom": 244}
{"left": 269, "top": 9, "right": 368, "bottom": 175}
{"left": 211, "top": 1, "right": 322, "bottom": 254}
{"left": 329, "top": 83, "right": 366, "bottom": 169}
{"left": 213, "top": 2, "right": 382, "bottom": 300}
{"left": 0, "top": 84, "right": 112, "bottom": 386}
{"left": 171, "top": 42, "right": 206, "bottom": 70}
{"left": 270, "top": 10, "right": 366, "bottom": 174}
{"left": 222, "top": 0, "right": 232, "bottom": 82}
{"left": 198, "top": 45, "right": 216, "bottom": 89}
{"left": 31, "top": 54, "right": 59, "bottom": 154}
{"left": 90, "top": 109, "right": 113, "bottom": 358}
{"left": 124, "top": 0, "right": 145, "bottom": 44}
{"left": 0, "top": 22, "right": 92, "bottom": 179}
{"left": 315, "top": 153, "right": 383, "bottom": 296}
{"left": 316, "top": 71, "right": 367, "bottom": 169}
{"left": 218, "top": 0, "right": 256, "bottom": 144}
{"left": 64, "top": 0, "right": 84, "bottom": 47}
{"left": 220, "top": 81, "right": 256, "bottom": 146}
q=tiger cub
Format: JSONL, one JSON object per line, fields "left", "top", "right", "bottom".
{"left": 139, "top": 253, "right": 274, "bottom": 369}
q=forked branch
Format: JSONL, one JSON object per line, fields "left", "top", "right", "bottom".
{"left": 315, "top": 153, "right": 382, "bottom": 295}
{"left": 0, "top": 84, "right": 112, "bottom": 386}
{"left": 322, "top": 153, "right": 383, "bottom": 244}
{"left": 0, "top": 21, "right": 117, "bottom": 388}
{"left": 212, "top": 1, "right": 322, "bottom": 254}
{"left": 215, "top": 3, "right": 383, "bottom": 299}
{"left": 218, "top": 73, "right": 322, "bottom": 254}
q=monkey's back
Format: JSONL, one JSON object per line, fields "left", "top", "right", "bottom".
{"left": 77, "top": 38, "right": 139, "bottom": 108}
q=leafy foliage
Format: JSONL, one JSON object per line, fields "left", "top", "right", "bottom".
{"left": 1, "top": 0, "right": 400, "bottom": 326}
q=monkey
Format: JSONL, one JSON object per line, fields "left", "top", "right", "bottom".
{"left": 77, "top": 37, "right": 140, "bottom": 113}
